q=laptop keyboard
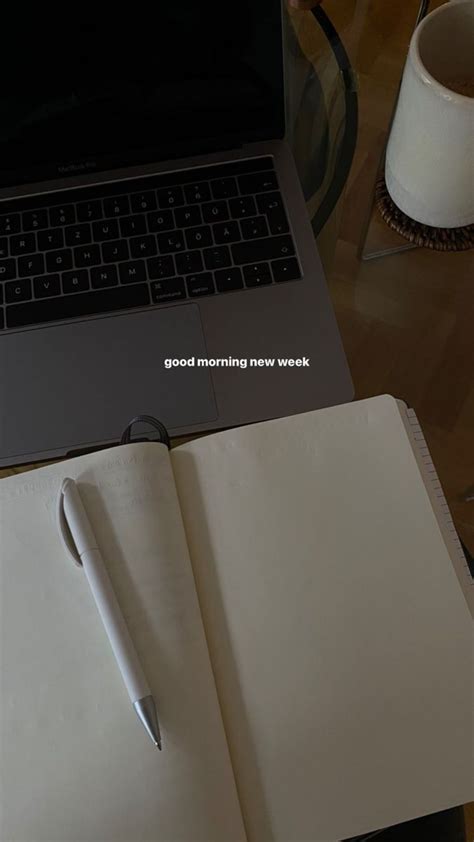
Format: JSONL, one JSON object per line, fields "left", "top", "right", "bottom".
{"left": 0, "top": 157, "right": 301, "bottom": 332}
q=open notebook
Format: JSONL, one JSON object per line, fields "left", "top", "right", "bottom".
{"left": 1, "top": 395, "right": 472, "bottom": 842}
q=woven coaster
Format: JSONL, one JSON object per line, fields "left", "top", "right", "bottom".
{"left": 375, "top": 176, "right": 474, "bottom": 252}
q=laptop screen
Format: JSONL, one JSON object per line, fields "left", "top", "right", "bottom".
{"left": 0, "top": 2, "right": 284, "bottom": 190}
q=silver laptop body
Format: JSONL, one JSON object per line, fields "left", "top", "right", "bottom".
{"left": 0, "top": 3, "right": 352, "bottom": 467}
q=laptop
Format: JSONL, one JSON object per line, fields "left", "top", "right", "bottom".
{"left": 0, "top": 1, "right": 352, "bottom": 467}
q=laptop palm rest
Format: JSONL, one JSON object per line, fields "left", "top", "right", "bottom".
{"left": 1, "top": 304, "right": 217, "bottom": 462}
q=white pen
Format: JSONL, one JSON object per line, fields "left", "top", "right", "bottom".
{"left": 57, "top": 477, "right": 162, "bottom": 749}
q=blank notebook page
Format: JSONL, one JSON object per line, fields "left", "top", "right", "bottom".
{"left": 0, "top": 444, "right": 245, "bottom": 842}
{"left": 172, "top": 395, "right": 473, "bottom": 842}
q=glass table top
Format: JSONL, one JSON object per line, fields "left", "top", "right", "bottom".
{"left": 285, "top": 5, "right": 358, "bottom": 238}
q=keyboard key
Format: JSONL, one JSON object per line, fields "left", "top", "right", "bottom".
{"left": 174, "top": 206, "right": 202, "bottom": 228}
{"left": 0, "top": 214, "right": 20, "bottom": 235}
{"left": 271, "top": 257, "right": 300, "bottom": 283}
{"left": 147, "top": 210, "right": 174, "bottom": 232}
{"left": 257, "top": 192, "right": 289, "bottom": 234}
{"left": 0, "top": 238, "right": 7, "bottom": 258}
{"left": 62, "top": 270, "right": 90, "bottom": 294}
{"left": 119, "top": 260, "right": 147, "bottom": 284}
{"left": 232, "top": 235, "right": 295, "bottom": 265}
{"left": 256, "top": 191, "right": 284, "bottom": 214}
{"left": 33, "top": 274, "right": 61, "bottom": 298}
{"left": 229, "top": 196, "right": 257, "bottom": 219}
{"left": 10, "top": 234, "right": 36, "bottom": 256}
{"left": 120, "top": 215, "right": 146, "bottom": 237}
{"left": 185, "top": 225, "right": 212, "bottom": 249}
{"left": 175, "top": 250, "right": 203, "bottom": 275}
{"left": 157, "top": 231, "right": 185, "bottom": 254}
{"left": 0, "top": 259, "right": 16, "bottom": 281}
{"left": 202, "top": 201, "right": 229, "bottom": 223}
{"left": 211, "top": 177, "right": 238, "bottom": 199}
{"left": 240, "top": 216, "right": 269, "bottom": 240}
{"left": 203, "top": 246, "right": 231, "bottom": 270}
{"left": 214, "top": 267, "right": 243, "bottom": 292}
{"left": 102, "top": 240, "right": 129, "bottom": 263}
{"left": 37, "top": 228, "right": 64, "bottom": 250}
{"left": 49, "top": 205, "right": 76, "bottom": 226}
{"left": 0, "top": 308, "right": 3, "bottom": 328}
{"left": 266, "top": 208, "right": 289, "bottom": 236}
{"left": 5, "top": 278, "right": 32, "bottom": 302}
{"left": 65, "top": 224, "right": 92, "bottom": 247}
{"left": 243, "top": 263, "right": 272, "bottom": 287}
{"left": 18, "top": 254, "right": 45, "bottom": 277}
{"left": 74, "top": 245, "right": 102, "bottom": 268}
{"left": 150, "top": 277, "right": 186, "bottom": 303}
{"left": 6, "top": 284, "right": 150, "bottom": 329}
{"left": 243, "top": 262, "right": 271, "bottom": 278}
{"left": 184, "top": 182, "right": 211, "bottom": 203}
{"left": 77, "top": 200, "right": 103, "bottom": 222}
{"left": 91, "top": 266, "right": 119, "bottom": 289}
{"left": 93, "top": 220, "right": 120, "bottom": 241}
{"left": 46, "top": 249, "right": 73, "bottom": 272}
{"left": 238, "top": 171, "right": 278, "bottom": 194}
{"left": 186, "top": 273, "right": 215, "bottom": 297}
{"left": 147, "top": 255, "right": 175, "bottom": 280}
{"left": 130, "top": 192, "right": 157, "bottom": 213}
{"left": 213, "top": 221, "right": 241, "bottom": 244}
{"left": 130, "top": 235, "right": 157, "bottom": 259}
{"left": 21, "top": 210, "right": 47, "bottom": 231}
{"left": 0, "top": 288, "right": 3, "bottom": 305}
{"left": 157, "top": 187, "right": 184, "bottom": 209}
{"left": 103, "top": 196, "right": 130, "bottom": 217}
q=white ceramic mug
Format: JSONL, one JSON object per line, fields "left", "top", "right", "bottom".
{"left": 385, "top": 0, "right": 474, "bottom": 228}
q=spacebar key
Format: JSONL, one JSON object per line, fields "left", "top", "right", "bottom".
{"left": 6, "top": 284, "right": 151, "bottom": 328}
{"left": 231, "top": 235, "right": 295, "bottom": 265}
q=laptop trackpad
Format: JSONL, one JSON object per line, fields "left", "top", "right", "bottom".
{"left": 2, "top": 304, "right": 217, "bottom": 460}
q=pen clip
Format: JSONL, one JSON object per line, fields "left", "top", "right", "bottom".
{"left": 56, "top": 478, "right": 83, "bottom": 568}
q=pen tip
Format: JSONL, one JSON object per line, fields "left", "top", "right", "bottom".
{"left": 133, "top": 696, "right": 162, "bottom": 749}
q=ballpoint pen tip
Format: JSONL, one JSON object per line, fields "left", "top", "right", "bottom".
{"left": 133, "top": 696, "right": 162, "bottom": 749}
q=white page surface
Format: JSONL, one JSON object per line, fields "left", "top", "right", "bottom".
{"left": 172, "top": 395, "right": 473, "bottom": 842}
{"left": 0, "top": 444, "right": 245, "bottom": 842}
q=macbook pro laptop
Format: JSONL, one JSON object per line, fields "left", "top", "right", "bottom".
{"left": 0, "top": 2, "right": 353, "bottom": 467}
